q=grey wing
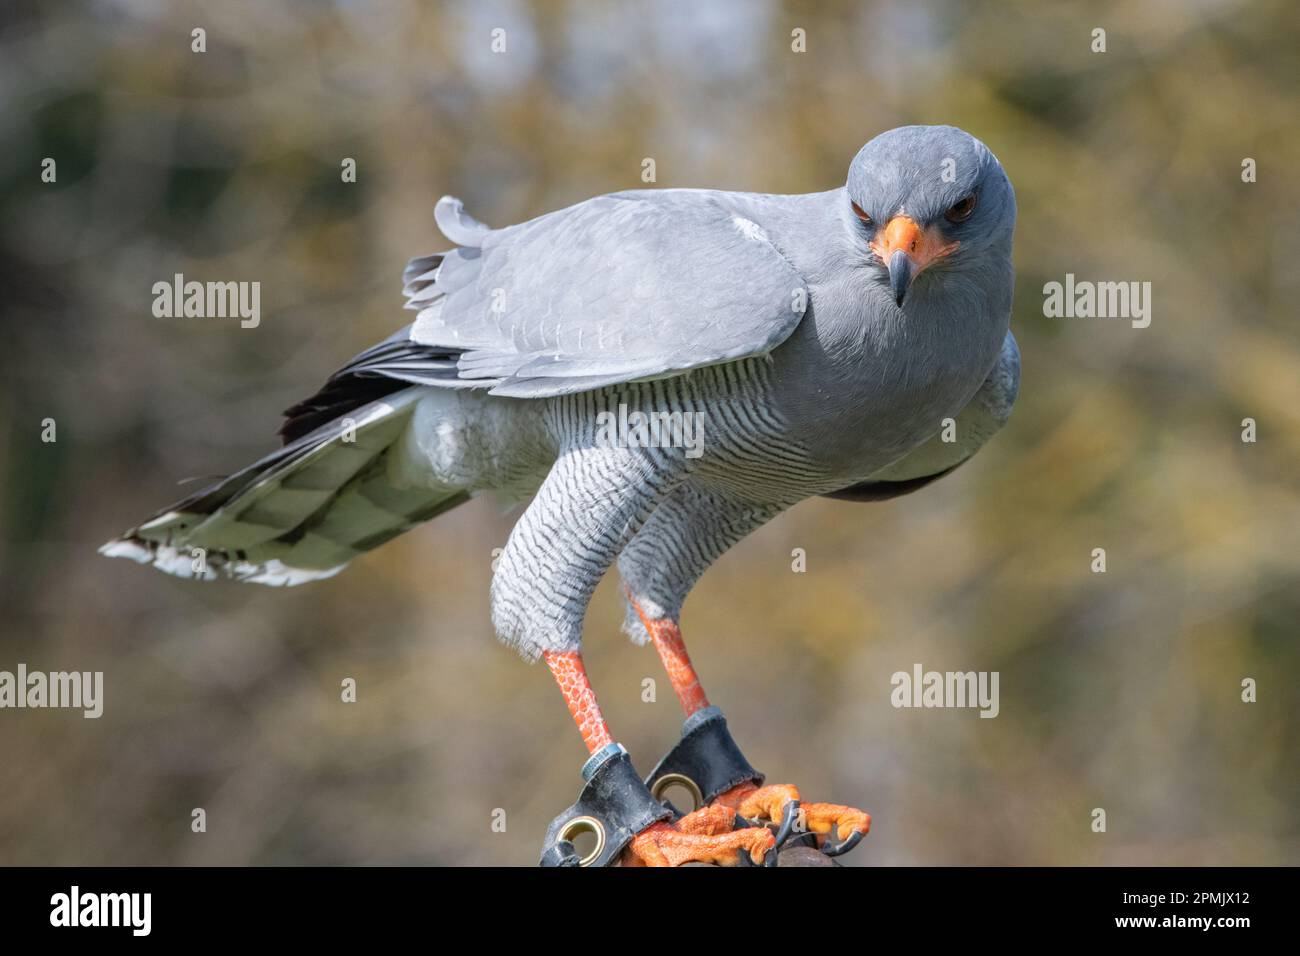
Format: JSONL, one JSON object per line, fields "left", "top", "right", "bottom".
{"left": 824, "top": 330, "right": 1020, "bottom": 501}
{"left": 405, "top": 192, "right": 809, "bottom": 397}
{"left": 279, "top": 192, "right": 808, "bottom": 442}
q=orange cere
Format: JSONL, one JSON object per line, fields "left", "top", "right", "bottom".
{"left": 869, "top": 215, "right": 958, "bottom": 272}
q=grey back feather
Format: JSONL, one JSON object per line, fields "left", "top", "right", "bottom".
{"left": 405, "top": 190, "right": 810, "bottom": 397}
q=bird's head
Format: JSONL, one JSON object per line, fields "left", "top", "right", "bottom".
{"left": 844, "top": 125, "right": 1015, "bottom": 307}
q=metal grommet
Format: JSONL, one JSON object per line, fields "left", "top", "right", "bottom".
{"left": 649, "top": 772, "right": 705, "bottom": 813}
{"left": 557, "top": 815, "right": 606, "bottom": 867}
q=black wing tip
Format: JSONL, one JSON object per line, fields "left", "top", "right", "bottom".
{"left": 820, "top": 465, "right": 961, "bottom": 503}
{"left": 278, "top": 375, "right": 410, "bottom": 445}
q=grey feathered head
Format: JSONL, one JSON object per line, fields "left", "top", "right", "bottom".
{"left": 844, "top": 125, "right": 1015, "bottom": 305}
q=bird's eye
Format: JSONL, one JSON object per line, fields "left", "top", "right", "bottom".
{"left": 945, "top": 193, "right": 977, "bottom": 223}
{"left": 851, "top": 201, "right": 872, "bottom": 225}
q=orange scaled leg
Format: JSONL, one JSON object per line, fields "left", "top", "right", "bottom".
{"left": 543, "top": 648, "right": 775, "bottom": 865}
{"left": 625, "top": 590, "right": 709, "bottom": 716}
{"left": 544, "top": 650, "right": 614, "bottom": 754}
{"left": 626, "top": 595, "right": 873, "bottom": 854}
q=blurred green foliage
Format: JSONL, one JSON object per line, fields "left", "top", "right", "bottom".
{"left": 0, "top": 0, "right": 1296, "bottom": 865}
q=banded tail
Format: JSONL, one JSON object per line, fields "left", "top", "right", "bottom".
{"left": 100, "top": 387, "right": 468, "bottom": 586}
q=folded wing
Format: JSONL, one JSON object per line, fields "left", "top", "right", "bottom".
{"left": 281, "top": 192, "right": 810, "bottom": 443}
{"left": 406, "top": 192, "right": 810, "bottom": 397}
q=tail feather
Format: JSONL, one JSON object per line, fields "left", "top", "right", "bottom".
{"left": 101, "top": 388, "right": 469, "bottom": 586}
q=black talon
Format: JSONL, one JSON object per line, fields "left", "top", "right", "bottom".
{"left": 736, "top": 846, "right": 760, "bottom": 867}
{"left": 820, "top": 828, "right": 865, "bottom": 858}
{"left": 772, "top": 799, "right": 801, "bottom": 849}
{"left": 758, "top": 800, "right": 801, "bottom": 866}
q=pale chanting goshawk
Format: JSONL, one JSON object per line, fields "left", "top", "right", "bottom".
{"left": 104, "top": 125, "right": 1019, "bottom": 866}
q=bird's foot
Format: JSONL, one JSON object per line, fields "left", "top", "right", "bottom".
{"left": 713, "top": 782, "right": 871, "bottom": 857}
{"left": 620, "top": 805, "right": 775, "bottom": 866}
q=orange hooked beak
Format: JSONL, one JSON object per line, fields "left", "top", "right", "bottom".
{"left": 868, "top": 216, "right": 958, "bottom": 306}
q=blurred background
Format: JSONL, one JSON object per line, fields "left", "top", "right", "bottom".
{"left": 1, "top": 0, "right": 1296, "bottom": 866}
